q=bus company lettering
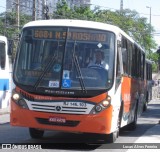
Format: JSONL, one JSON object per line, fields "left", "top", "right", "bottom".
{"left": 34, "top": 30, "right": 107, "bottom": 42}
{"left": 45, "top": 90, "right": 75, "bottom": 95}
{"left": 124, "top": 93, "right": 131, "bottom": 102}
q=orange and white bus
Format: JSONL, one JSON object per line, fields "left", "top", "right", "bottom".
{"left": 11, "top": 19, "right": 146, "bottom": 143}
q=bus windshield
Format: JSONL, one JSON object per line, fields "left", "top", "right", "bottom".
{"left": 14, "top": 27, "right": 115, "bottom": 94}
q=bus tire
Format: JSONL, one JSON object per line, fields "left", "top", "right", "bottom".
{"left": 104, "top": 113, "right": 121, "bottom": 143}
{"left": 143, "top": 101, "right": 147, "bottom": 112}
{"left": 29, "top": 128, "right": 44, "bottom": 139}
{"left": 143, "top": 93, "right": 148, "bottom": 111}
{"left": 105, "top": 130, "right": 118, "bottom": 143}
{"left": 127, "top": 104, "right": 138, "bottom": 130}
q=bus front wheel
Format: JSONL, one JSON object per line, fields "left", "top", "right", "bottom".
{"left": 29, "top": 128, "right": 44, "bottom": 139}
{"left": 105, "top": 130, "right": 118, "bottom": 143}
{"left": 104, "top": 117, "right": 120, "bottom": 143}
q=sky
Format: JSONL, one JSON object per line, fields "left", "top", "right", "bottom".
{"left": 91, "top": 0, "right": 160, "bottom": 47}
{"left": 0, "top": 0, "right": 160, "bottom": 47}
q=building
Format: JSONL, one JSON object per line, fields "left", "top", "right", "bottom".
{"left": 6, "top": 0, "right": 91, "bottom": 20}
{"left": 6, "top": 0, "right": 43, "bottom": 19}
{"left": 66, "top": 0, "right": 90, "bottom": 8}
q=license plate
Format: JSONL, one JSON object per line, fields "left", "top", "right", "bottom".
{"left": 49, "top": 117, "right": 66, "bottom": 123}
{"left": 63, "top": 102, "right": 87, "bottom": 107}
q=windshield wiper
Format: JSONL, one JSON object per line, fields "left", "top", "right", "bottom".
{"left": 72, "top": 41, "right": 87, "bottom": 93}
{"left": 34, "top": 51, "right": 58, "bottom": 90}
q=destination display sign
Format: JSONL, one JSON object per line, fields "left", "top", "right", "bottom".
{"left": 33, "top": 30, "right": 107, "bottom": 42}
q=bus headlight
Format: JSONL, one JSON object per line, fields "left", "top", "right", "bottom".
{"left": 102, "top": 96, "right": 111, "bottom": 107}
{"left": 95, "top": 105, "right": 102, "bottom": 112}
{"left": 12, "top": 90, "right": 29, "bottom": 109}
{"left": 90, "top": 96, "right": 111, "bottom": 114}
{"left": 12, "top": 93, "right": 20, "bottom": 101}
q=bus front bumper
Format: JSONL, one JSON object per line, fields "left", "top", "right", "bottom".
{"left": 10, "top": 101, "right": 113, "bottom": 134}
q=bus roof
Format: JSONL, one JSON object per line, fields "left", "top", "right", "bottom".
{"left": 23, "top": 19, "right": 144, "bottom": 52}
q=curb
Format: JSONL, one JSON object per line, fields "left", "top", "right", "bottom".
{"left": 0, "top": 113, "right": 10, "bottom": 124}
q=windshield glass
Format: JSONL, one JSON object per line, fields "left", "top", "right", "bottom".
{"left": 14, "top": 27, "right": 115, "bottom": 93}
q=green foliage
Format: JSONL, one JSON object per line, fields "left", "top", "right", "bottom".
{"left": 148, "top": 52, "right": 159, "bottom": 72}
{"left": 52, "top": 2, "right": 159, "bottom": 71}
{"left": 53, "top": 0, "right": 71, "bottom": 18}
{"left": 0, "top": 11, "right": 31, "bottom": 61}
{"left": 53, "top": 0, "right": 94, "bottom": 20}
{"left": 0, "top": 11, "right": 31, "bottom": 38}
{"left": 0, "top": 2, "right": 159, "bottom": 71}
{"left": 152, "top": 63, "right": 158, "bottom": 73}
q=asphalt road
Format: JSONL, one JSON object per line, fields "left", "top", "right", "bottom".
{"left": 0, "top": 99, "right": 160, "bottom": 152}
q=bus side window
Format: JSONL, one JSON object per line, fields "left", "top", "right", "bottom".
{"left": 0, "top": 42, "right": 6, "bottom": 70}
{"left": 116, "top": 49, "right": 122, "bottom": 89}
{"left": 121, "top": 37, "right": 128, "bottom": 75}
{"left": 122, "top": 48, "right": 127, "bottom": 74}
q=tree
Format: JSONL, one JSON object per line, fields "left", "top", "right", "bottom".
{"left": 0, "top": 11, "right": 31, "bottom": 38}
{"left": 53, "top": 0, "right": 95, "bottom": 20}
{"left": 0, "top": 11, "right": 31, "bottom": 61}
{"left": 0, "top": 2, "right": 158, "bottom": 71}
{"left": 95, "top": 9, "right": 157, "bottom": 52}
{"left": 53, "top": 0, "right": 72, "bottom": 19}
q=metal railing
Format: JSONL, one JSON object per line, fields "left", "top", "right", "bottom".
{"left": 152, "top": 86, "right": 160, "bottom": 99}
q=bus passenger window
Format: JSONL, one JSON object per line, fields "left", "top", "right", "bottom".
{"left": 122, "top": 48, "right": 127, "bottom": 74}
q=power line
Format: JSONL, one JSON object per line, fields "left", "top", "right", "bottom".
{"left": 90, "top": 3, "right": 160, "bottom": 17}
{"left": 1, "top": 2, "right": 160, "bottom": 17}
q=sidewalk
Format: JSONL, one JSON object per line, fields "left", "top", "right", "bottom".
{"left": 0, "top": 113, "right": 10, "bottom": 124}
{"left": 0, "top": 106, "right": 10, "bottom": 124}
{"left": 126, "top": 124, "right": 160, "bottom": 152}
{"left": 0, "top": 106, "right": 10, "bottom": 114}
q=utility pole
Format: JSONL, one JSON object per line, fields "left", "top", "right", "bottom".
{"left": 120, "top": 0, "right": 123, "bottom": 12}
{"left": 16, "top": 0, "right": 20, "bottom": 32}
{"left": 146, "top": 6, "right": 152, "bottom": 59}
{"left": 32, "top": 0, "right": 36, "bottom": 20}
{"left": 43, "top": 0, "right": 49, "bottom": 19}
{"left": 146, "top": 6, "right": 152, "bottom": 36}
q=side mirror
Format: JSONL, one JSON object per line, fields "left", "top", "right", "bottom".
{"left": 7, "top": 39, "right": 13, "bottom": 56}
{"left": 25, "top": 36, "right": 33, "bottom": 44}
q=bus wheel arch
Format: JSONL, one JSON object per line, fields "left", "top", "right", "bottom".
{"left": 103, "top": 101, "right": 123, "bottom": 143}
{"left": 127, "top": 100, "right": 138, "bottom": 130}
{"left": 143, "top": 92, "right": 148, "bottom": 111}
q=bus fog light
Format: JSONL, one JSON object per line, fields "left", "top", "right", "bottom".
{"left": 12, "top": 93, "right": 20, "bottom": 101}
{"left": 95, "top": 105, "right": 102, "bottom": 112}
{"left": 18, "top": 99, "right": 29, "bottom": 109}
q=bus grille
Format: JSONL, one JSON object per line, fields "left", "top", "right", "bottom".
{"left": 20, "top": 90, "right": 34, "bottom": 101}
{"left": 36, "top": 118, "right": 80, "bottom": 127}
{"left": 26, "top": 100, "right": 95, "bottom": 115}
